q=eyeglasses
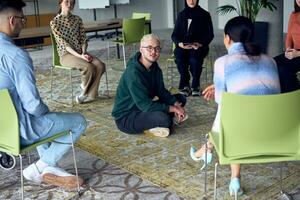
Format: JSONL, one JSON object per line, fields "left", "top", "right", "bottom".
{"left": 141, "top": 46, "right": 162, "bottom": 53}
{"left": 13, "top": 16, "right": 27, "bottom": 24}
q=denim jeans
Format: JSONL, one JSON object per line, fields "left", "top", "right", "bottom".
{"left": 21, "top": 112, "right": 86, "bottom": 166}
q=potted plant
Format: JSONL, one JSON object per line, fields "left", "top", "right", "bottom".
{"left": 216, "top": 0, "right": 279, "bottom": 53}
{"left": 216, "top": 0, "right": 278, "bottom": 23}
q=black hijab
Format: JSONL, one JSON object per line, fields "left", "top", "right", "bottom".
{"left": 184, "top": 0, "right": 200, "bottom": 18}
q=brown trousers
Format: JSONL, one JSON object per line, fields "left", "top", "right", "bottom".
{"left": 60, "top": 53, "right": 106, "bottom": 99}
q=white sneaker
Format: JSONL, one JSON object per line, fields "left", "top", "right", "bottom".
{"left": 23, "top": 163, "right": 43, "bottom": 184}
{"left": 42, "top": 166, "right": 83, "bottom": 189}
{"left": 80, "top": 83, "right": 84, "bottom": 90}
{"left": 173, "top": 113, "right": 189, "bottom": 125}
{"left": 75, "top": 94, "right": 87, "bottom": 104}
{"left": 144, "top": 127, "right": 170, "bottom": 137}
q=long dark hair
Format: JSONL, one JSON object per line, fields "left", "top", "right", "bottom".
{"left": 295, "top": 0, "right": 300, "bottom": 12}
{"left": 58, "top": 0, "right": 75, "bottom": 14}
{"left": 224, "top": 16, "right": 261, "bottom": 56}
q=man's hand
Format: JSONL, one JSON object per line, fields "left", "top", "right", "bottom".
{"left": 202, "top": 84, "right": 215, "bottom": 101}
{"left": 169, "top": 104, "right": 186, "bottom": 123}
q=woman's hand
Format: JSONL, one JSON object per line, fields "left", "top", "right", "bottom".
{"left": 81, "top": 53, "right": 93, "bottom": 62}
{"left": 178, "top": 42, "right": 193, "bottom": 50}
{"left": 191, "top": 42, "right": 202, "bottom": 50}
{"left": 202, "top": 84, "right": 215, "bottom": 101}
{"left": 285, "top": 48, "right": 300, "bottom": 60}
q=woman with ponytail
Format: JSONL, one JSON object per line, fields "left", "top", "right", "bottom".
{"left": 189, "top": 16, "right": 280, "bottom": 198}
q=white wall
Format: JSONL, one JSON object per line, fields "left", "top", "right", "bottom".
{"left": 23, "top": 0, "right": 170, "bottom": 30}
{"left": 283, "top": 0, "right": 293, "bottom": 33}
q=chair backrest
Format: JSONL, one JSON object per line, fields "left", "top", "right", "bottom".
{"left": 50, "top": 33, "right": 62, "bottom": 67}
{"left": 132, "top": 12, "right": 151, "bottom": 34}
{"left": 0, "top": 89, "right": 20, "bottom": 155}
{"left": 219, "top": 90, "right": 300, "bottom": 162}
{"left": 122, "top": 17, "right": 146, "bottom": 44}
{"left": 132, "top": 12, "right": 151, "bottom": 20}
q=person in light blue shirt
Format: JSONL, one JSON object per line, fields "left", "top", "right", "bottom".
{"left": 0, "top": 0, "right": 86, "bottom": 190}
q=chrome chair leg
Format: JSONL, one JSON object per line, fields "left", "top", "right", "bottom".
{"left": 107, "top": 41, "right": 110, "bottom": 62}
{"left": 69, "top": 131, "right": 80, "bottom": 192}
{"left": 213, "top": 162, "right": 219, "bottom": 200}
{"left": 50, "top": 67, "right": 53, "bottom": 100}
{"left": 122, "top": 45, "right": 126, "bottom": 69}
{"left": 203, "top": 133, "right": 209, "bottom": 199}
{"left": 280, "top": 163, "right": 293, "bottom": 200}
{"left": 105, "top": 70, "right": 109, "bottom": 96}
{"left": 19, "top": 155, "right": 24, "bottom": 200}
{"left": 70, "top": 70, "right": 74, "bottom": 106}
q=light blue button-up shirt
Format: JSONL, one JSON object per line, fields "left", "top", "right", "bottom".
{"left": 0, "top": 32, "right": 53, "bottom": 143}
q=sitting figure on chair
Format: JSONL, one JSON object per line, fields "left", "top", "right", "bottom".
{"left": 0, "top": 0, "right": 86, "bottom": 189}
{"left": 112, "top": 34, "right": 188, "bottom": 137}
{"left": 273, "top": 0, "right": 300, "bottom": 93}
{"left": 190, "top": 16, "right": 280, "bottom": 197}
{"left": 50, "top": 0, "right": 106, "bottom": 104}
{"left": 171, "top": 0, "right": 214, "bottom": 96}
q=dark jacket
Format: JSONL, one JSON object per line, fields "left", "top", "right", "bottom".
{"left": 112, "top": 52, "right": 177, "bottom": 120}
{"left": 171, "top": 5, "right": 214, "bottom": 47}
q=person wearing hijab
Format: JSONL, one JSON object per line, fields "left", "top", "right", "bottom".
{"left": 171, "top": 0, "right": 214, "bottom": 96}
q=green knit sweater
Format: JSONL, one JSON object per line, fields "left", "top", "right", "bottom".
{"left": 112, "top": 52, "right": 177, "bottom": 120}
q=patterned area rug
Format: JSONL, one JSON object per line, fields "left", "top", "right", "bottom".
{"left": 22, "top": 43, "right": 300, "bottom": 199}
{"left": 0, "top": 149, "right": 184, "bottom": 200}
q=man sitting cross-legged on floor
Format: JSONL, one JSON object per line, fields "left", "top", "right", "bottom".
{"left": 112, "top": 34, "right": 188, "bottom": 137}
{"left": 0, "top": 0, "right": 86, "bottom": 189}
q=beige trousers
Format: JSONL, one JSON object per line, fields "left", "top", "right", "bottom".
{"left": 60, "top": 53, "right": 106, "bottom": 99}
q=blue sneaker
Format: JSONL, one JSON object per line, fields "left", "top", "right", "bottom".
{"left": 190, "top": 146, "right": 212, "bottom": 170}
{"left": 229, "top": 178, "right": 243, "bottom": 197}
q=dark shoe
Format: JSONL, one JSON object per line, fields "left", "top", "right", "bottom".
{"left": 192, "top": 88, "right": 201, "bottom": 96}
{"left": 179, "top": 87, "right": 191, "bottom": 97}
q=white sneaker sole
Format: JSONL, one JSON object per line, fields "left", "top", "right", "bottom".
{"left": 144, "top": 128, "right": 170, "bottom": 137}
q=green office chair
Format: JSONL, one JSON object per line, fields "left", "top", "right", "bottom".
{"left": 204, "top": 90, "right": 300, "bottom": 200}
{"left": 0, "top": 89, "right": 81, "bottom": 200}
{"left": 50, "top": 34, "right": 109, "bottom": 106}
{"left": 132, "top": 12, "right": 151, "bottom": 34}
{"left": 108, "top": 17, "right": 146, "bottom": 69}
